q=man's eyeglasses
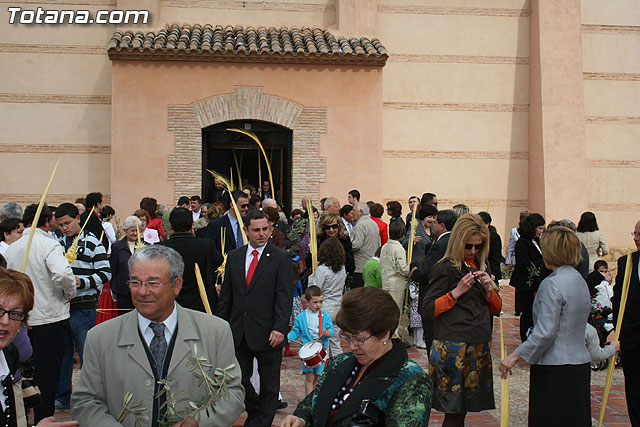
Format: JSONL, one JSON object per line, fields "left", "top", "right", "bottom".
{"left": 127, "top": 280, "right": 166, "bottom": 289}
{"left": 239, "top": 204, "right": 249, "bottom": 208}
{"left": 339, "top": 332, "right": 374, "bottom": 347}
{"left": 323, "top": 224, "right": 339, "bottom": 230}
{"left": 465, "top": 243, "right": 483, "bottom": 250}
{"left": 0, "top": 308, "right": 26, "bottom": 322}
{"left": 57, "top": 220, "right": 74, "bottom": 229}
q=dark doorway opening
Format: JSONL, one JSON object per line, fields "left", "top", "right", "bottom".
{"left": 202, "top": 120, "right": 292, "bottom": 214}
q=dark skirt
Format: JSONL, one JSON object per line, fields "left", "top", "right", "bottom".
{"left": 429, "top": 340, "right": 495, "bottom": 413}
{"left": 529, "top": 363, "right": 591, "bottom": 427}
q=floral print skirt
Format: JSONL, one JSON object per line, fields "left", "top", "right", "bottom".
{"left": 429, "top": 340, "right": 495, "bottom": 413}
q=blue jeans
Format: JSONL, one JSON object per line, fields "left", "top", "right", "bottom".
{"left": 55, "top": 309, "right": 96, "bottom": 406}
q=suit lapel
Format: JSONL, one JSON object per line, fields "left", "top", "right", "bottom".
{"left": 167, "top": 306, "right": 199, "bottom": 377}
{"left": 247, "top": 243, "right": 274, "bottom": 291}
{"left": 118, "top": 311, "right": 154, "bottom": 378}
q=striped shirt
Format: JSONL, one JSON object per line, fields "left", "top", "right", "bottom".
{"left": 60, "top": 231, "right": 111, "bottom": 298}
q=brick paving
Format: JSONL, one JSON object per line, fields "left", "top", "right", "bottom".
{"left": 58, "top": 284, "right": 631, "bottom": 426}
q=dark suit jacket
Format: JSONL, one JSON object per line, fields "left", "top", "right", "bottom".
{"left": 217, "top": 242, "right": 293, "bottom": 352}
{"left": 511, "top": 238, "right": 544, "bottom": 292}
{"left": 613, "top": 251, "right": 640, "bottom": 349}
{"left": 160, "top": 232, "right": 223, "bottom": 313}
{"left": 1, "top": 344, "right": 18, "bottom": 427}
{"left": 204, "top": 214, "right": 239, "bottom": 255}
{"left": 109, "top": 237, "right": 132, "bottom": 296}
{"left": 413, "top": 232, "right": 451, "bottom": 288}
{"left": 488, "top": 225, "right": 503, "bottom": 282}
{"left": 79, "top": 209, "right": 109, "bottom": 251}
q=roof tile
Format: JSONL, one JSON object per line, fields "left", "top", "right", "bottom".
{"left": 108, "top": 23, "right": 388, "bottom": 66}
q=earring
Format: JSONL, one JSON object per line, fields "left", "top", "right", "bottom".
{"left": 383, "top": 341, "right": 387, "bottom": 345}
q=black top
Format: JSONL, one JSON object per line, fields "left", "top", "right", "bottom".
{"left": 0, "top": 344, "right": 19, "bottom": 427}
{"left": 613, "top": 251, "right": 640, "bottom": 349}
{"left": 159, "top": 232, "right": 223, "bottom": 313}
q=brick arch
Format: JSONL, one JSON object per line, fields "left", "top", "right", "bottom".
{"left": 167, "top": 87, "right": 327, "bottom": 206}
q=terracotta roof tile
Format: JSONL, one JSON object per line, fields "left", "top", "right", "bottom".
{"left": 108, "top": 23, "right": 388, "bottom": 66}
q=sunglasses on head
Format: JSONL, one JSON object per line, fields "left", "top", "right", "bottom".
{"left": 323, "top": 224, "right": 339, "bottom": 230}
{"left": 465, "top": 243, "right": 483, "bottom": 250}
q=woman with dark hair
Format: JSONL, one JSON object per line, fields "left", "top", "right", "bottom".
{"left": 139, "top": 197, "right": 166, "bottom": 240}
{"left": 386, "top": 201, "right": 404, "bottom": 227}
{"left": 99, "top": 205, "right": 117, "bottom": 248}
{"left": 262, "top": 206, "right": 287, "bottom": 250}
{"left": 422, "top": 214, "right": 502, "bottom": 426}
{"left": 309, "top": 238, "right": 346, "bottom": 358}
{"left": 501, "top": 226, "right": 592, "bottom": 426}
{"left": 307, "top": 213, "right": 355, "bottom": 275}
{"left": 0, "top": 218, "right": 24, "bottom": 257}
{"left": 512, "top": 213, "right": 546, "bottom": 342}
{"left": 281, "top": 287, "right": 433, "bottom": 426}
{"left": 576, "top": 211, "right": 609, "bottom": 269}
{"left": 0, "top": 268, "right": 79, "bottom": 427}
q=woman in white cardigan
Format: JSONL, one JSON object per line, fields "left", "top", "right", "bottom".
{"left": 577, "top": 211, "right": 609, "bottom": 270}
{"left": 380, "top": 221, "right": 410, "bottom": 339}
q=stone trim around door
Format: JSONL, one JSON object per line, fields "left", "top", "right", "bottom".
{"left": 167, "top": 87, "right": 327, "bottom": 206}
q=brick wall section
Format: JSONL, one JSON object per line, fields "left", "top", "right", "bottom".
{"left": 167, "top": 87, "right": 327, "bottom": 206}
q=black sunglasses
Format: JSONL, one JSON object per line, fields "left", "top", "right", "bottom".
{"left": 239, "top": 203, "right": 249, "bottom": 208}
{"left": 323, "top": 224, "right": 339, "bottom": 230}
{"left": 465, "top": 243, "right": 483, "bottom": 250}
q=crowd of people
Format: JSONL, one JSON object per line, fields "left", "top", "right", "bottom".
{"left": 0, "top": 180, "right": 637, "bottom": 426}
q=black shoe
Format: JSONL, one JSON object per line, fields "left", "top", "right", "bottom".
{"left": 278, "top": 400, "right": 288, "bottom": 410}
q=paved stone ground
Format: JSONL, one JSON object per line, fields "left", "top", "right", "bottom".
{"left": 57, "top": 284, "right": 630, "bottom": 426}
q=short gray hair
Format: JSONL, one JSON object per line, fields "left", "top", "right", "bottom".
{"left": 357, "top": 203, "right": 369, "bottom": 215}
{"left": 122, "top": 215, "right": 141, "bottom": 231}
{"left": 128, "top": 245, "right": 184, "bottom": 285}
{"left": 323, "top": 197, "right": 339, "bottom": 210}
{"left": 261, "top": 198, "right": 277, "bottom": 209}
{"left": 157, "top": 204, "right": 169, "bottom": 216}
{"left": 1, "top": 202, "right": 22, "bottom": 220}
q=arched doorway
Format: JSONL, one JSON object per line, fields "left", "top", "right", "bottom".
{"left": 202, "top": 120, "right": 292, "bottom": 213}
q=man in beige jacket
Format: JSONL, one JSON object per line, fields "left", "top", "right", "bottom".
{"left": 71, "top": 245, "right": 244, "bottom": 427}
{"left": 350, "top": 203, "right": 381, "bottom": 288}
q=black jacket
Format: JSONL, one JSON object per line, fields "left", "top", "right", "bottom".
{"left": 79, "top": 209, "right": 109, "bottom": 252}
{"left": 109, "top": 237, "right": 133, "bottom": 296}
{"left": 217, "top": 243, "right": 293, "bottom": 351}
{"left": 205, "top": 214, "right": 240, "bottom": 255}
{"left": 0, "top": 344, "right": 18, "bottom": 427}
{"left": 412, "top": 232, "right": 451, "bottom": 288}
{"left": 160, "top": 232, "right": 223, "bottom": 313}
{"left": 488, "top": 225, "right": 503, "bottom": 282}
{"left": 613, "top": 251, "right": 640, "bottom": 349}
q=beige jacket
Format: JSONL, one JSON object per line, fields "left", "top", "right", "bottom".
{"left": 351, "top": 215, "right": 381, "bottom": 273}
{"left": 380, "top": 239, "right": 410, "bottom": 292}
{"left": 71, "top": 305, "right": 245, "bottom": 427}
{"left": 577, "top": 230, "right": 609, "bottom": 269}
{"left": 5, "top": 227, "right": 76, "bottom": 326}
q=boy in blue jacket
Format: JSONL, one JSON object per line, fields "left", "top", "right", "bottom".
{"left": 288, "top": 285, "right": 334, "bottom": 394}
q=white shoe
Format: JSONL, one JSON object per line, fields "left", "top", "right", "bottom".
{"left": 415, "top": 342, "right": 427, "bottom": 349}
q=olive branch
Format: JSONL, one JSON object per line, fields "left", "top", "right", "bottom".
{"left": 118, "top": 344, "right": 236, "bottom": 426}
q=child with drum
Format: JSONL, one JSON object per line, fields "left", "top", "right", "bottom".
{"left": 287, "top": 285, "right": 334, "bottom": 394}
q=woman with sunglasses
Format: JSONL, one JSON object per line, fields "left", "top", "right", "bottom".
{"left": 422, "top": 214, "right": 502, "bottom": 426}
{"left": 307, "top": 213, "right": 355, "bottom": 276}
{"left": 0, "top": 268, "right": 79, "bottom": 427}
{"left": 281, "top": 287, "right": 432, "bottom": 427}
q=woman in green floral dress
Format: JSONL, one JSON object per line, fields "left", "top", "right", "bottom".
{"left": 281, "top": 286, "right": 433, "bottom": 426}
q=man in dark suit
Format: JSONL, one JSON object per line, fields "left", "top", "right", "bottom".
{"left": 80, "top": 192, "right": 109, "bottom": 251}
{"left": 613, "top": 219, "right": 640, "bottom": 426}
{"left": 478, "top": 211, "right": 503, "bottom": 282}
{"left": 205, "top": 190, "right": 249, "bottom": 255}
{"left": 217, "top": 209, "right": 293, "bottom": 427}
{"left": 412, "top": 209, "right": 457, "bottom": 352}
{"left": 160, "top": 208, "right": 223, "bottom": 313}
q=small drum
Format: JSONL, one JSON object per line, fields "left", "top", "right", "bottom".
{"left": 298, "top": 341, "right": 327, "bottom": 369}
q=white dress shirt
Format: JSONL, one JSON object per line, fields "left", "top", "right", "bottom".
{"left": 244, "top": 243, "right": 267, "bottom": 277}
{"left": 137, "top": 303, "right": 178, "bottom": 347}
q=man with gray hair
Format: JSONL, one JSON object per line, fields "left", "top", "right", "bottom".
{"left": 72, "top": 245, "right": 245, "bottom": 427}
{"left": 323, "top": 197, "right": 340, "bottom": 215}
{"left": 350, "top": 203, "right": 381, "bottom": 288}
{"left": 0, "top": 202, "right": 22, "bottom": 221}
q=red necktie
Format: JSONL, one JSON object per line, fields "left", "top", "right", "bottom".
{"left": 318, "top": 311, "right": 322, "bottom": 337}
{"left": 246, "top": 250, "right": 259, "bottom": 287}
